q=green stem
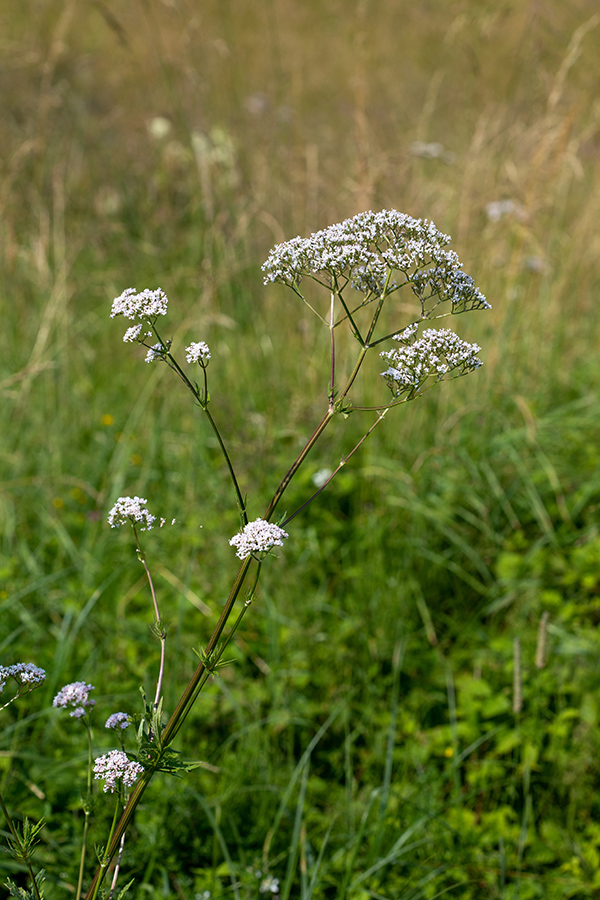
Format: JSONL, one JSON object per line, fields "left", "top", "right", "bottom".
{"left": 153, "top": 326, "right": 247, "bottom": 524}
{"left": 85, "top": 323, "right": 377, "bottom": 898}
{"left": 283, "top": 408, "right": 389, "bottom": 526}
{"left": 133, "top": 528, "right": 166, "bottom": 710}
{"left": 84, "top": 556, "right": 254, "bottom": 899}
{"left": 88, "top": 801, "right": 122, "bottom": 900}
{"left": 76, "top": 723, "right": 94, "bottom": 900}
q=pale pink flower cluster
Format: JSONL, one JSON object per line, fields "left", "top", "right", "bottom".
{"left": 107, "top": 496, "right": 157, "bottom": 531}
{"left": 53, "top": 682, "right": 96, "bottom": 718}
{"left": 93, "top": 749, "right": 144, "bottom": 793}
{"left": 230, "top": 518, "right": 289, "bottom": 560}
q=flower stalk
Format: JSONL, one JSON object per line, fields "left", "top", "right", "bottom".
{"left": 83, "top": 209, "right": 488, "bottom": 897}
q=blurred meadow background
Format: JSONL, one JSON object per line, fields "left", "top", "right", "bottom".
{"left": 2, "top": 0, "right": 600, "bottom": 897}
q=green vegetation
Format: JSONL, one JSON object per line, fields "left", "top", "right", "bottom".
{"left": 1, "top": 1, "right": 600, "bottom": 897}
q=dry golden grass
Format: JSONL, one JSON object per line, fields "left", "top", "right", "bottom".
{"left": 1, "top": 0, "right": 599, "bottom": 419}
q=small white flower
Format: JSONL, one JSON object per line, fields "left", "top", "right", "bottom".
{"left": 185, "top": 341, "right": 211, "bottom": 364}
{"left": 229, "top": 519, "right": 289, "bottom": 560}
{"left": 145, "top": 343, "right": 167, "bottom": 363}
{"left": 93, "top": 750, "right": 144, "bottom": 793}
{"left": 105, "top": 712, "right": 132, "bottom": 731}
{"left": 107, "top": 496, "right": 157, "bottom": 531}
{"left": 123, "top": 324, "right": 144, "bottom": 342}
{"left": 485, "top": 199, "right": 525, "bottom": 223}
{"left": 312, "top": 468, "right": 332, "bottom": 489}
{"left": 147, "top": 116, "right": 172, "bottom": 140}
{"left": 53, "top": 682, "right": 96, "bottom": 718}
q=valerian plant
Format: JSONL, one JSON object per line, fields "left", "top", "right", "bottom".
{"left": 1, "top": 210, "right": 489, "bottom": 899}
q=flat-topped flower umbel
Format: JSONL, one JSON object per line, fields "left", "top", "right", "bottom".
{"left": 262, "top": 209, "right": 489, "bottom": 317}
{"left": 107, "top": 496, "right": 157, "bottom": 531}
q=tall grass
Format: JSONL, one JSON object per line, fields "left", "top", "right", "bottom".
{"left": 1, "top": 1, "right": 600, "bottom": 897}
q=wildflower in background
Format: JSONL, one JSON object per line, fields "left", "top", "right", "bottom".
{"left": 1, "top": 663, "right": 46, "bottom": 709}
{"left": 93, "top": 750, "right": 144, "bottom": 793}
{"left": 380, "top": 327, "right": 482, "bottom": 397}
{"left": 312, "top": 467, "right": 333, "bottom": 489}
{"left": 105, "top": 712, "right": 132, "bottom": 731}
{"left": 260, "top": 875, "right": 280, "bottom": 894}
{"left": 0, "top": 663, "right": 46, "bottom": 691}
{"left": 107, "top": 496, "right": 157, "bottom": 531}
{"left": 485, "top": 199, "right": 526, "bottom": 223}
{"left": 230, "top": 518, "right": 289, "bottom": 560}
{"left": 53, "top": 682, "right": 95, "bottom": 718}
{"left": 185, "top": 341, "right": 211, "bottom": 365}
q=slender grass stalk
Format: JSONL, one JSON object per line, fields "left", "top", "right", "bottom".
{"left": 132, "top": 526, "right": 166, "bottom": 710}
{"left": 75, "top": 722, "right": 94, "bottom": 900}
{"left": 107, "top": 832, "right": 126, "bottom": 900}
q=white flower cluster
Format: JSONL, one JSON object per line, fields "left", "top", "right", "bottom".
{"left": 263, "top": 208, "right": 482, "bottom": 303}
{"left": 111, "top": 288, "right": 169, "bottom": 343}
{"left": 111, "top": 288, "right": 168, "bottom": 322}
{"left": 411, "top": 265, "right": 489, "bottom": 313}
{"left": 107, "top": 496, "right": 157, "bottom": 531}
{"left": 0, "top": 663, "right": 46, "bottom": 692}
{"left": 262, "top": 209, "right": 489, "bottom": 321}
{"left": 229, "top": 518, "right": 289, "bottom": 560}
{"left": 380, "top": 327, "right": 483, "bottom": 397}
{"left": 53, "top": 681, "right": 96, "bottom": 718}
{"left": 105, "top": 712, "right": 132, "bottom": 731}
{"left": 93, "top": 750, "right": 144, "bottom": 793}
{"left": 185, "top": 341, "right": 211, "bottom": 364}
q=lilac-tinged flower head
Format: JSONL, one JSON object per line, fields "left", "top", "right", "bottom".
{"left": 0, "top": 663, "right": 46, "bottom": 711}
{"left": 185, "top": 341, "right": 211, "bottom": 365}
{"left": 0, "top": 663, "right": 46, "bottom": 691}
{"left": 107, "top": 496, "right": 157, "bottom": 531}
{"left": 105, "top": 712, "right": 132, "bottom": 731}
{"left": 53, "top": 682, "right": 96, "bottom": 719}
{"left": 230, "top": 518, "right": 289, "bottom": 560}
{"left": 380, "top": 327, "right": 483, "bottom": 397}
{"left": 93, "top": 750, "right": 144, "bottom": 793}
